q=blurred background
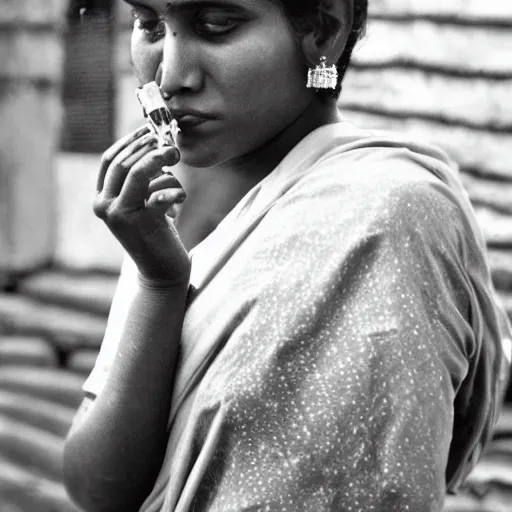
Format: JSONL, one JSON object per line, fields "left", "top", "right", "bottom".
{"left": 0, "top": 0, "right": 511, "bottom": 510}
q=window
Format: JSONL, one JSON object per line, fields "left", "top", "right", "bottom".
{"left": 61, "top": 0, "right": 114, "bottom": 152}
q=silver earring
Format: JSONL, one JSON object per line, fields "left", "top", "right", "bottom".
{"left": 307, "top": 56, "right": 338, "bottom": 90}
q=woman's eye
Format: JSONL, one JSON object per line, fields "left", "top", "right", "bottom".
{"left": 132, "top": 10, "right": 166, "bottom": 41}
{"left": 196, "top": 16, "right": 238, "bottom": 36}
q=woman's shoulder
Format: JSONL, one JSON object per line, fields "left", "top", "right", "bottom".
{"left": 280, "top": 138, "right": 470, "bottom": 239}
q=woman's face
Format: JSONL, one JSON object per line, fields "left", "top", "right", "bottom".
{"left": 127, "top": 0, "right": 315, "bottom": 168}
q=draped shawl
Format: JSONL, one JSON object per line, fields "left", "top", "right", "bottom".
{"left": 84, "top": 121, "right": 511, "bottom": 512}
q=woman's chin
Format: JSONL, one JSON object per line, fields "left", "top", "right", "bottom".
{"left": 177, "top": 146, "right": 222, "bottom": 169}
{"left": 173, "top": 131, "right": 210, "bottom": 167}
{"left": 176, "top": 133, "right": 231, "bottom": 169}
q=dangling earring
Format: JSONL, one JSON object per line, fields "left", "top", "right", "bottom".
{"left": 307, "top": 56, "right": 338, "bottom": 90}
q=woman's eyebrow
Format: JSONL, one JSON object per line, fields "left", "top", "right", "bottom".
{"left": 123, "top": 0, "right": 145, "bottom": 6}
{"left": 166, "top": 0, "right": 247, "bottom": 12}
{"left": 123, "top": 0, "right": 152, "bottom": 8}
{"left": 122, "top": 0, "right": 250, "bottom": 15}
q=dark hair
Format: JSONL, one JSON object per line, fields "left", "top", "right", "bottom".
{"left": 278, "top": 0, "right": 368, "bottom": 99}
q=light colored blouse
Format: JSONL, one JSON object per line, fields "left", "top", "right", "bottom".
{"left": 84, "top": 120, "right": 511, "bottom": 512}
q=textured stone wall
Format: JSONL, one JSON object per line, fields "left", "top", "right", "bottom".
{"left": 0, "top": 269, "right": 114, "bottom": 511}
{"left": 340, "top": 0, "right": 512, "bottom": 316}
{"left": 0, "top": 1, "right": 67, "bottom": 279}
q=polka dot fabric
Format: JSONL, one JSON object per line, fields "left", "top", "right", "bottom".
{"left": 87, "top": 123, "right": 510, "bottom": 512}
{"left": 179, "top": 173, "right": 467, "bottom": 511}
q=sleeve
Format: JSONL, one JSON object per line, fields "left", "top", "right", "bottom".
{"left": 191, "top": 174, "right": 510, "bottom": 512}
{"left": 82, "top": 254, "right": 140, "bottom": 398}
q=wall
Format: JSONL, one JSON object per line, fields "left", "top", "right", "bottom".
{"left": 0, "top": 0, "right": 67, "bottom": 279}
{"left": 340, "top": 0, "right": 512, "bottom": 316}
{"left": 114, "top": 1, "right": 142, "bottom": 139}
{"left": 60, "top": 4, "right": 114, "bottom": 153}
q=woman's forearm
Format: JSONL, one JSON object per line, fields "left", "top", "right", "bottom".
{"left": 63, "top": 280, "right": 188, "bottom": 512}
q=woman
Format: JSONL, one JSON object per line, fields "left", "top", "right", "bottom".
{"left": 63, "top": 0, "right": 511, "bottom": 511}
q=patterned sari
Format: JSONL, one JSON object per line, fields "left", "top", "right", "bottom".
{"left": 84, "top": 121, "right": 511, "bottom": 512}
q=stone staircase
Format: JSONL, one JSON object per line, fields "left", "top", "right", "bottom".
{"left": 0, "top": 269, "right": 116, "bottom": 512}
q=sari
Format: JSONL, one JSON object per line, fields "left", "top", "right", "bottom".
{"left": 84, "top": 120, "right": 511, "bottom": 511}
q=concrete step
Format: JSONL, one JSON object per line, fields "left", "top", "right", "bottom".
{"left": 0, "top": 415, "right": 64, "bottom": 482}
{"left": 444, "top": 484, "right": 512, "bottom": 512}
{"left": 461, "top": 174, "right": 512, "bottom": 217}
{"left": 67, "top": 348, "right": 99, "bottom": 375}
{"left": 0, "top": 366, "right": 84, "bottom": 409}
{"left": 0, "top": 390, "right": 75, "bottom": 438}
{"left": 0, "top": 293, "right": 107, "bottom": 352}
{"left": 0, "top": 335, "right": 58, "bottom": 367}
{"left": 495, "top": 406, "right": 512, "bottom": 437}
{"left": 18, "top": 268, "right": 118, "bottom": 317}
{"left": 0, "top": 456, "right": 80, "bottom": 512}
{"left": 466, "top": 453, "right": 512, "bottom": 488}
{"left": 486, "top": 439, "right": 512, "bottom": 457}
{"left": 488, "top": 250, "right": 512, "bottom": 291}
{"left": 497, "top": 292, "right": 512, "bottom": 322}
{"left": 474, "top": 207, "right": 512, "bottom": 248}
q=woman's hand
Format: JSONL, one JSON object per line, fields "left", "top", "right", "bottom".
{"left": 93, "top": 126, "right": 190, "bottom": 284}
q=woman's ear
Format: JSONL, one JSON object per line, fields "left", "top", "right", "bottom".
{"left": 301, "top": 0, "right": 354, "bottom": 67}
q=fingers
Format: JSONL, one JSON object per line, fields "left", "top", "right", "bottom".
{"left": 101, "top": 133, "right": 157, "bottom": 198}
{"left": 97, "top": 125, "right": 150, "bottom": 192}
{"left": 145, "top": 187, "right": 187, "bottom": 218}
{"left": 147, "top": 172, "right": 182, "bottom": 196}
{"left": 117, "top": 145, "right": 181, "bottom": 208}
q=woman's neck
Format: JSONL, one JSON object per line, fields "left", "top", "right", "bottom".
{"left": 221, "top": 98, "right": 342, "bottom": 177}
{"left": 173, "top": 99, "right": 342, "bottom": 250}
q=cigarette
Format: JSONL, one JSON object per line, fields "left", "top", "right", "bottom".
{"left": 136, "top": 82, "right": 180, "bottom": 151}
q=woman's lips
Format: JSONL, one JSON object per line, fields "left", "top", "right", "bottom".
{"left": 169, "top": 110, "right": 219, "bottom": 142}
{"left": 175, "top": 115, "right": 219, "bottom": 134}
{"left": 176, "top": 115, "right": 209, "bottom": 127}
{"left": 171, "top": 109, "right": 218, "bottom": 127}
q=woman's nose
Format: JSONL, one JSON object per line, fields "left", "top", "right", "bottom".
{"left": 158, "top": 32, "right": 202, "bottom": 99}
